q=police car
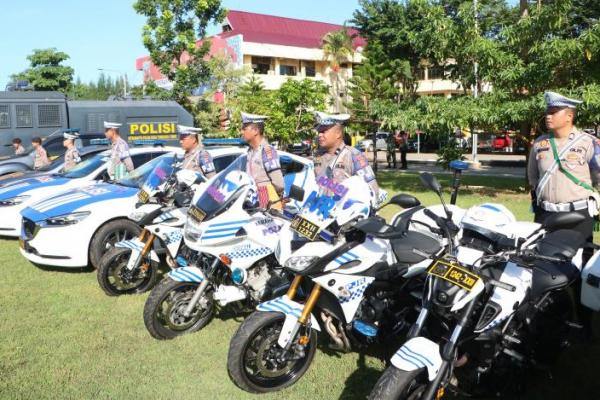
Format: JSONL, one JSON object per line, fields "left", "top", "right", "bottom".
{"left": 19, "top": 149, "right": 315, "bottom": 269}
{"left": 0, "top": 145, "right": 175, "bottom": 239}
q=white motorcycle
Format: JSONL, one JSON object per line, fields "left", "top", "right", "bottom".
{"left": 142, "top": 155, "right": 311, "bottom": 340}
{"left": 369, "top": 172, "right": 591, "bottom": 399}
{"left": 96, "top": 156, "right": 201, "bottom": 296}
{"left": 226, "top": 175, "right": 447, "bottom": 393}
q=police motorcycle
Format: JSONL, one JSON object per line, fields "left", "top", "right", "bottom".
{"left": 226, "top": 172, "right": 450, "bottom": 393}
{"left": 96, "top": 155, "right": 201, "bottom": 296}
{"left": 369, "top": 172, "right": 591, "bottom": 400}
{"left": 142, "top": 155, "right": 309, "bottom": 340}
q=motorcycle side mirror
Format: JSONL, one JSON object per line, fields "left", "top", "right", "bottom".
{"left": 288, "top": 185, "right": 305, "bottom": 202}
{"left": 419, "top": 172, "right": 442, "bottom": 196}
{"left": 135, "top": 202, "right": 142, "bottom": 209}
{"left": 542, "top": 212, "right": 587, "bottom": 231}
{"left": 388, "top": 193, "right": 421, "bottom": 209}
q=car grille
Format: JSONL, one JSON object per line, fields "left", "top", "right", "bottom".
{"left": 22, "top": 218, "right": 38, "bottom": 240}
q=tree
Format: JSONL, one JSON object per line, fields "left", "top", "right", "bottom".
{"left": 12, "top": 48, "right": 74, "bottom": 93}
{"left": 133, "top": 0, "right": 226, "bottom": 108}
{"left": 321, "top": 28, "right": 356, "bottom": 112}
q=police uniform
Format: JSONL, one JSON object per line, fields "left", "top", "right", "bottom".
{"left": 242, "top": 113, "right": 284, "bottom": 208}
{"left": 105, "top": 121, "right": 134, "bottom": 178}
{"left": 314, "top": 111, "right": 381, "bottom": 199}
{"left": 528, "top": 92, "right": 599, "bottom": 256}
{"left": 33, "top": 146, "right": 50, "bottom": 170}
{"left": 177, "top": 125, "right": 216, "bottom": 178}
{"left": 386, "top": 133, "right": 397, "bottom": 168}
{"left": 63, "top": 129, "right": 81, "bottom": 170}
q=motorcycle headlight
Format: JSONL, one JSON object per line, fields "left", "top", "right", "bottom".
{"left": 284, "top": 256, "right": 319, "bottom": 272}
{"left": 128, "top": 211, "right": 147, "bottom": 223}
{"left": 0, "top": 195, "right": 30, "bottom": 206}
{"left": 184, "top": 221, "right": 202, "bottom": 241}
{"left": 45, "top": 211, "right": 91, "bottom": 226}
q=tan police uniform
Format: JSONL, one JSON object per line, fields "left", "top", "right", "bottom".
{"left": 247, "top": 137, "right": 284, "bottom": 208}
{"left": 64, "top": 147, "right": 81, "bottom": 170}
{"left": 110, "top": 137, "right": 134, "bottom": 177}
{"left": 182, "top": 144, "right": 216, "bottom": 178}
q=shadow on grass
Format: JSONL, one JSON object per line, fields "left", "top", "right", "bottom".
{"left": 31, "top": 262, "right": 94, "bottom": 274}
{"left": 338, "top": 353, "right": 384, "bottom": 400}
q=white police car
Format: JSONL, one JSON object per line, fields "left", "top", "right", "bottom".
{"left": 0, "top": 146, "right": 173, "bottom": 238}
{"left": 19, "top": 149, "right": 315, "bottom": 269}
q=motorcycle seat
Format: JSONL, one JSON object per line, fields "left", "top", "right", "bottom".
{"left": 531, "top": 261, "right": 579, "bottom": 298}
{"left": 391, "top": 231, "right": 442, "bottom": 264}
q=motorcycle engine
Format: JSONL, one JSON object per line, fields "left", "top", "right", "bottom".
{"left": 246, "top": 259, "right": 288, "bottom": 302}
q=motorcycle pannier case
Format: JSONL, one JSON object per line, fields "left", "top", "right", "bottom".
{"left": 581, "top": 250, "right": 600, "bottom": 311}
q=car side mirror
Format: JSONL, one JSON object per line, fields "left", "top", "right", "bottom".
{"left": 388, "top": 193, "right": 421, "bottom": 209}
{"left": 288, "top": 185, "right": 305, "bottom": 202}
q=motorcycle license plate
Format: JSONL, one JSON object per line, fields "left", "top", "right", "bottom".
{"left": 137, "top": 189, "right": 149, "bottom": 204}
{"left": 427, "top": 259, "right": 480, "bottom": 291}
{"left": 188, "top": 205, "right": 206, "bottom": 223}
{"left": 290, "top": 215, "right": 320, "bottom": 241}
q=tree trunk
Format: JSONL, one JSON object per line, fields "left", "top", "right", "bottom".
{"left": 520, "top": 0, "right": 529, "bottom": 17}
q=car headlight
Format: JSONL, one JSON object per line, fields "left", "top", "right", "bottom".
{"left": 284, "top": 256, "right": 319, "bottom": 272}
{"left": 45, "top": 211, "right": 91, "bottom": 226}
{"left": 0, "top": 195, "right": 30, "bottom": 206}
{"left": 184, "top": 221, "right": 202, "bottom": 241}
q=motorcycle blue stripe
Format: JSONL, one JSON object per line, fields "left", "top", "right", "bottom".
{"left": 395, "top": 351, "right": 424, "bottom": 369}
{"left": 179, "top": 269, "right": 204, "bottom": 282}
{"left": 202, "top": 233, "right": 236, "bottom": 240}
{"left": 271, "top": 298, "right": 302, "bottom": 317}
{"left": 209, "top": 220, "right": 249, "bottom": 227}
{"left": 398, "top": 347, "right": 432, "bottom": 368}
{"left": 401, "top": 345, "right": 434, "bottom": 367}
{"left": 170, "top": 270, "right": 197, "bottom": 282}
{"left": 172, "top": 269, "right": 203, "bottom": 283}
{"left": 204, "top": 226, "right": 243, "bottom": 234}
{"left": 259, "top": 302, "right": 301, "bottom": 318}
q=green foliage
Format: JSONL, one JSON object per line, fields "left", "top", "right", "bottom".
{"left": 321, "top": 27, "right": 356, "bottom": 112}
{"left": 69, "top": 73, "right": 133, "bottom": 100}
{"left": 133, "top": 0, "right": 226, "bottom": 107}
{"left": 12, "top": 48, "right": 74, "bottom": 93}
{"left": 436, "top": 141, "right": 466, "bottom": 170}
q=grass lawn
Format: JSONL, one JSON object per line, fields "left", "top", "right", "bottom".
{"left": 1, "top": 171, "right": 599, "bottom": 399}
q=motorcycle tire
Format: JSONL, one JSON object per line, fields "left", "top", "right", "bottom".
{"left": 143, "top": 277, "right": 214, "bottom": 340}
{"left": 227, "top": 311, "right": 317, "bottom": 393}
{"left": 89, "top": 219, "right": 141, "bottom": 269}
{"left": 96, "top": 247, "right": 158, "bottom": 296}
{"left": 368, "top": 367, "right": 427, "bottom": 400}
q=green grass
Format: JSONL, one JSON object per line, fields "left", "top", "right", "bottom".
{"left": 1, "top": 171, "right": 599, "bottom": 399}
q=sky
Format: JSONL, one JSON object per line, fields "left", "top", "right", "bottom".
{"left": 0, "top": 0, "right": 361, "bottom": 89}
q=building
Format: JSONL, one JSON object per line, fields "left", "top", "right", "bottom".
{"left": 136, "top": 10, "right": 463, "bottom": 98}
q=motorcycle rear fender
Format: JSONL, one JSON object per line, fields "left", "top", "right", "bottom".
{"left": 115, "top": 238, "right": 160, "bottom": 264}
{"left": 256, "top": 295, "right": 321, "bottom": 348}
{"left": 168, "top": 266, "right": 206, "bottom": 283}
{"left": 390, "top": 337, "right": 443, "bottom": 381}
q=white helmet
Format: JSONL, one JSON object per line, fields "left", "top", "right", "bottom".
{"left": 460, "top": 203, "right": 516, "bottom": 243}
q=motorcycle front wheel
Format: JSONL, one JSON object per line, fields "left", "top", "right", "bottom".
{"left": 368, "top": 367, "right": 428, "bottom": 400}
{"left": 96, "top": 247, "right": 158, "bottom": 296}
{"left": 143, "top": 277, "right": 214, "bottom": 340}
{"left": 227, "top": 311, "right": 317, "bottom": 393}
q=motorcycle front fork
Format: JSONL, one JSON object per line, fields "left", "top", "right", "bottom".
{"left": 181, "top": 257, "right": 219, "bottom": 318}
{"left": 280, "top": 276, "right": 321, "bottom": 355}
{"left": 127, "top": 229, "right": 155, "bottom": 272}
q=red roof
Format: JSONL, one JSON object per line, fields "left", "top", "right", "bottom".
{"left": 219, "top": 10, "right": 366, "bottom": 49}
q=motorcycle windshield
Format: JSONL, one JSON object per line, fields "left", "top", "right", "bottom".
{"left": 191, "top": 154, "right": 248, "bottom": 220}
{"left": 138, "top": 157, "right": 176, "bottom": 196}
{"left": 117, "top": 154, "right": 177, "bottom": 189}
{"left": 292, "top": 175, "right": 372, "bottom": 240}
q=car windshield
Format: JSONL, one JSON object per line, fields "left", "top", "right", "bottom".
{"left": 193, "top": 154, "right": 248, "bottom": 220}
{"left": 118, "top": 153, "right": 177, "bottom": 189}
{"left": 58, "top": 152, "right": 109, "bottom": 179}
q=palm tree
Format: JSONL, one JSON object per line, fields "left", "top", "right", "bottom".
{"left": 321, "top": 27, "right": 355, "bottom": 112}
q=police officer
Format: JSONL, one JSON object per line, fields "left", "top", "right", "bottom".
{"left": 31, "top": 137, "right": 50, "bottom": 170}
{"left": 386, "top": 132, "right": 397, "bottom": 169}
{"left": 240, "top": 112, "right": 284, "bottom": 208}
{"left": 177, "top": 125, "right": 216, "bottom": 178}
{"left": 528, "top": 91, "right": 600, "bottom": 258}
{"left": 104, "top": 121, "right": 134, "bottom": 179}
{"left": 313, "top": 111, "right": 380, "bottom": 199}
{"left": 63, "top": 129, "right": 81, "bottom": 170}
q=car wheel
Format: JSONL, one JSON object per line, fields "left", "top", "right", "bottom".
{"left": 89, "top": 219, "right": 141, "bottom": 269}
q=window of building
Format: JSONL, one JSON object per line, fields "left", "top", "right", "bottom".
{"left": 252, "top": 56, "right": 272, "bottom": 75}
{"left": 15, "top": 105, "right": 33, "bottom": 128}
{"left": 38, "top": 104, "right": 61, "bottom": 127}
{"left": 0, "top": 105, "right": 9, "bottom": 128}
{"left": 428, "top": 66, "right": 445, "bottom": 80}
{"left": 279, "top": 64, "right": 297, "bottom": 76}
{"left": 415, "top": 67, "right": 426, "bottom": 80}
{"left": 305, "top": 61, "right": 316, "bottom": 77}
